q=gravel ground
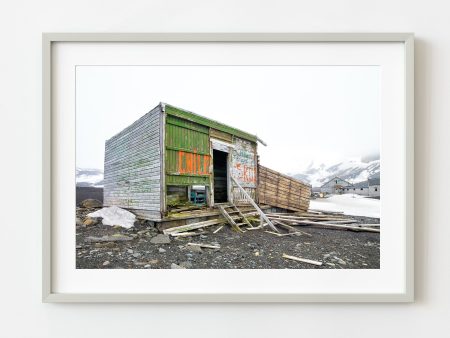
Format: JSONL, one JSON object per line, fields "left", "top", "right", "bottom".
{"left": 76, "top": 208, "right": 380, "bottom": 269}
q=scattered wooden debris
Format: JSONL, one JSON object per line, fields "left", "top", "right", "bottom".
{"left": 163, "top": 211, "right": 259, "bottom": 235}
{"left": 187, "top": 243, "right": 220, "bottom": 249}
{"left": 282, "top": 253, "right": 323, "bottom": 266}
{"left": 272, "top": 220, "right": 312, "bottom": 237}
{"left": 267, "top": 214, "right": 357, "bottom": 224}
{"left": 265, "top": 213, "right": 380, "bottom": 233}
{"left": 170, "top": 231, "right": 204, "bottom": 237}
{"left": 213, "top": 225, "right": 224, "bottom": 234}
{"left": 231, "top": 177, "right": 279, "bottom": 233}
{"left": 300, "top": 222, "right": 380, "bottom": 233}
{"left": 163, "top": 207, "right": 379, "bottom": 239}
{"left": 264, "top": 231, "right": 297, "bottom": 237}
{"left": 163, "top": 219, "right": 219, "bottom": 235}
{"left": 217, "top": 204, "right": 245, "bottom": 233}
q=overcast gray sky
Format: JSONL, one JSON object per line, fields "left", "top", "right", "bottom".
{"left": 76, "top": 65, "right": 380, "bottom": 174}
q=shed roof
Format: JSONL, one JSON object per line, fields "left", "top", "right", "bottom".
{"left": 162, "top": 103, "right": 260, "bottom": 144}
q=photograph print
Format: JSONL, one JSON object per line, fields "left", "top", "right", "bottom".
{"left": 76, "top": 65, "right": 381, "bottom": 269}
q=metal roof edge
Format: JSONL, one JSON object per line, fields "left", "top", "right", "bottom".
{"left": 163, "top": 103, "right": 259, "bottom": 143}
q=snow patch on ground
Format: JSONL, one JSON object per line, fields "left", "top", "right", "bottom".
{"left": 87, "top": 206, "right": 136, "bottom": 228}
{"left": 309, "top": 194, "right": 380, "bottom": 218}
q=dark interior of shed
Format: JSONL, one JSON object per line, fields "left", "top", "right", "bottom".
{"left": 213, "top": 149, "right": 228, "bottom": 203}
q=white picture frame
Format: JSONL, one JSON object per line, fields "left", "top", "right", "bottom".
{"left": 43, "top": 33, "right": 414, "bottom": 302}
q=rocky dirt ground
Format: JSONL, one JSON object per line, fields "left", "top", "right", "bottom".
{"left": 76, "top": 207, "right": 380, "bottom": 269}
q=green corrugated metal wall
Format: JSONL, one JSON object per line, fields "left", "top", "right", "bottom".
{"left": 165, "top": 114, "right": 211, "bottom": 186}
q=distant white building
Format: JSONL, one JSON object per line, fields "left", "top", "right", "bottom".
{"left": 320, "top": 177, "right": 352, "bottom": 194}
{"left": 343, "top": 181, "right": 369, "bottom": 196}
{"left": 342, "top": 177, "right": 380, "bottom": 197}
{"left": 368, "top": 177, "right": 380, "bottom": 197}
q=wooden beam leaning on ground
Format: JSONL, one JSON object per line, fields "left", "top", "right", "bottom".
{"left": 169, "top": 231, "right": 205, "bottom": 237}
{"left": 264, "top": 231, "right": 295, "bottom": 237}
{"left": 267, "top": 216, "right": 380, "bottom": 233}
{"left": 272, "top": 219, "right": 312, "bottom": 237}
{"left": 266, "top": 213, "right": 357, "bottom": 223}
{"left": 282, "top": 253, "right": 323, "bottom": 266}
{"left": 213, "top": 225, "right": 224, "bottom": 234}
{"left": 187, "top": 243, "right": 220, "bottom": 249}
{"left": 231, "top": 177, "right": 279, "bottom": 233}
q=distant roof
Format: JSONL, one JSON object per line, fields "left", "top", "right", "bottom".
{"left": 368, "top": 177, "right": 380, "bottom": 185}
{"left": 352, "top": 181, "right": 369, "bottom": 188}
{"left": 320, "top": 176, "right": 352, "bottom": 188}
{"left": 162, "top": 103, "right": 260, "bottom": 144}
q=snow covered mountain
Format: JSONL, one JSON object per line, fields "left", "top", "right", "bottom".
{"left": 76, "top": 168, "right": 104, "bottom": 187}
{"left": 290, "top": 158, "right": 380, "bottom": 188}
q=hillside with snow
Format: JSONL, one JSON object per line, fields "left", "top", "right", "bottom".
{"left": 76, "top": 168, "right": 104, "bottom": 187}
{"left": 290, "top": 158, "right": 380, "bottom": 187}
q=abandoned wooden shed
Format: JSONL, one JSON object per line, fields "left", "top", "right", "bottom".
{"left": 103, "top": 103, "right": 310, "bottom": 222}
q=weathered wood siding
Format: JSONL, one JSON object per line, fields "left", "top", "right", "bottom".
{"left": 231, "top": 137, "right": 257, "bottom": 204}
{"left": 103, "top": 105, "right": 163, "bottom": 220}
{"left": 258, "top": 165, "right": 311, "bottom": 212}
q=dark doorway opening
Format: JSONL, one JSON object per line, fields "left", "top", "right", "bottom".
{"left": 213, "top": 149, "right": 228, "bottom": 203}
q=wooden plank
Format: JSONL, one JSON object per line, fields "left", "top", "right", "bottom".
{"left": 187, "top": 243, "right": 220, "bottom": 249}
{"left": 264, "top": 231, "right": 293, "bottom": 237}
{"left": 267, "top": 214, "right": 356, "bottom": 223}
{"left": 266, "top": 215, "right": 379, "bottom": 232}
{"left": 272, "top": 220, "right": 312, "bottom": 237}
{"left": 217, "top": 205, "right": 244, "bottom": 233}
{"left": 282, "top": 253, "right": 323, "bottom": 266}
{"left": 169, "top": 231, "right": 205, "bottom": 237}
{"left": 163, "top": 219, "right": 223, "bottom": 234}
{"left": 163, "top": 211, "right": 260, "bottom": 234}
{"left": 233, "top": 203, "right": 254, "bottom": 228}
{"left": 295, "top": 220, "right": 380, "bottom": 233}
{"left": 213, "top": 225, "right": 224, "bottom": 233}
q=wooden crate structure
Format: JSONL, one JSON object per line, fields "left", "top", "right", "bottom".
{"left": 258, "top": 165, "right": 311, "bottom": 212}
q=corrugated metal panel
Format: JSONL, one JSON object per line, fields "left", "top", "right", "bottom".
{"left": 165, "top": 115, "right": 211, "bottom": 186}
{"left": 103, "top": 105, "right": 163, "bottom": 219}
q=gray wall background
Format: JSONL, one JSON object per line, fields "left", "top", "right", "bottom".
{"left": 0, "top": 0, "right": 448, "bottom": 337}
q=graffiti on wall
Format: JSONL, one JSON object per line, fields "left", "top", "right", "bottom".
{"left": 231, "top": 138, "right": 256, "bottom": 188}
{"left": 177, "top": 151, "right": 210, "bottom": 175}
